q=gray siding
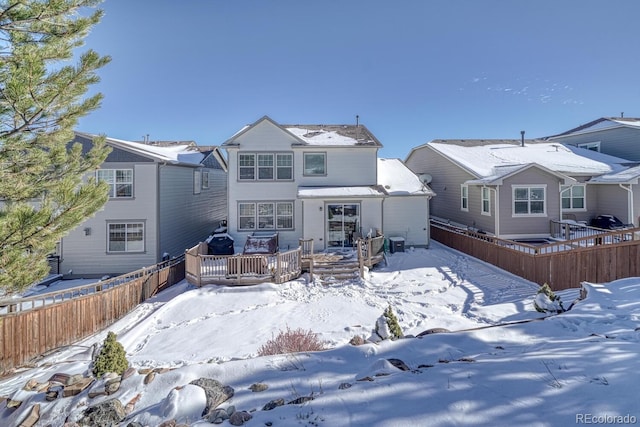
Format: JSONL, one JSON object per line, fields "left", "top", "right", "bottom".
{"left": 592, "top": 185, "right": 633, "bottom": 225}
{"left": 383, "top": 196, "right": 429, "bottom": 246}
{"left": 60, "top": 163, "right": 159, "bottom": 277}
{"left": 159, "top": 164, "right": 227, "bottom": 258}
{"left": 552, "top": 127, "right": 640, "bottom": 161}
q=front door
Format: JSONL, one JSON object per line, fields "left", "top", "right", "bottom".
{"left": 326, "top": 203, "right": 360, "bottom": 248}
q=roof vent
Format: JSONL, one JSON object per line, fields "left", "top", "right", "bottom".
{"left": 520, "top": 130, "right": 525, "bottom": 147}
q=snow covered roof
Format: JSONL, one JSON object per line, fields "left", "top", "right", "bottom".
{"left": 298, "top": 186, "right": 384, "bottom": 198}
{"left": 547, "top": 116, "right": 640, "bottom": 138}
{"left": 377, "top": 158, "right": 435, "bottom": 196}
{"left": 284, "top": 125, "right": 382, "bottom": 147}
{"left": 77, "top": 132, "right": 208, "bottom": 166}
{"left": 589, "top": 165, "right": 640, "bottom": 184}
{"left": 427, "top": 140, "right": 628, "bottom": 179}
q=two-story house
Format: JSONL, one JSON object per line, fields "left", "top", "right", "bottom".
{"left": 221, "top": 116, "right": 434, "bottom": 252}
{"left": 546, "top": 117, "right": 640, "bottom": 161}
{"left": 53, "top": 132, "right": 227, "bottom": 277}
{"left": 405, "top": 139, "right": 636, "bottom": 239}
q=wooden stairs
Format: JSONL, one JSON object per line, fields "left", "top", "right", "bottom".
{"left": 311, "top": 259, "right": 361, "bottom": 283}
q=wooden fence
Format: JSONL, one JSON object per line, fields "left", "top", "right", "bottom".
{"left": 431, "top": 222, "right": 640, "bottom": 291}
{"left": 0, "top": 257, "right": 185, "bottom": 375}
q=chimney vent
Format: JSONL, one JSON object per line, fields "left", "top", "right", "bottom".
{"left": 520, "top": 130, "right": 525, "bottom": 147}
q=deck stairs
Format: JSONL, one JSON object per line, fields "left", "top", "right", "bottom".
{"left": 312, "top": 259, "right": 361, "bottom": 283}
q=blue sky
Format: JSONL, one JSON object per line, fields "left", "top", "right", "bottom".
{"left": 76, "top": 0, "right": 640, "bottom": 159}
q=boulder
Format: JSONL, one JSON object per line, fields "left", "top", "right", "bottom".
{"left": 248, "top": 383, "right": 268, "bottom": 392}
{"left": 189, "top": 378, "right": 234, "bottom": 416}
{"left": 143, "top": 371, "right": 156, "bottom": 385}
{"left": 229, "top": 410, "right": 252, "bottom": 426}
{"left": 63, "top": 377, "right": 94, "bottom": 397}
{"left": 262, "top": 399, "right": 284, "bottom": 411}
{"left": 79, "top": 398, "right": 126, "bottom": 427}
{"left": 17, "top": 403, "right": 39, "bottom": 427}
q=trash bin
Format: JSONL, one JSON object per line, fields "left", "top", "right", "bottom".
{"left": 389, "top": 237, "right": 405, "bottom": 253}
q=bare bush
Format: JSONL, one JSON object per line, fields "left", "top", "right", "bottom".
{"left": 258, "top": 326, "right": 328, "bottom": 356}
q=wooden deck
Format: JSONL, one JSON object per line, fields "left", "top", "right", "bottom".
{"left": 185, "top": 236, "right": 386, "bottom": 286}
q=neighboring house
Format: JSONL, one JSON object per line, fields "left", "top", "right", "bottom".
{"left": 221, "top": 116, "right": 434, "bottom": 251}
{"left": 405, "top": 139, "right": 636, "bottom": 239}
{"left": 546, "top": 117, "right": 640, "bottom": 161}
{"left": 53, "top": 132, "right": 227, "bottom": 277}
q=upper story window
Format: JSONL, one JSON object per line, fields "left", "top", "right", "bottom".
{"left": 513, "top": 185, "right": 546, "bottom": 216}
{"left": 578, "top": 141, "right": 601, "bottom": 152}
{"left": 561, "top": 184, "right": 585, "bottom": 210}
{"left": 97, "top": 169, "right": 133, "bottom": 198}
{"left": 460, "top": 184, "right": 468, "bottom": 211}
{"left": 238, "top": 153, "right": 293, "bottom": 181}
{"left": 481, "top": 187, "right": 490, "bottom": 215}
{"left": 304, "top": 153, "right": 326, "bottom": 176}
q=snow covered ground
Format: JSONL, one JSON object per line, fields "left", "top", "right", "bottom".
{"left": 1, "top": 241, "right": 639, "bottom": 426}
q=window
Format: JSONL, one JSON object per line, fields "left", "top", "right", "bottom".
{"left": 193, "top": 170, "right": 202, "bottom": 194}
{"left": 304, "top": 153, "right": 326, "bottom": 176}
{"left": 202, "top": 171, "right": 209, "bottom": 189}
{"left": 460, "top": 185, "right": 468, "bottom": 211}
{"left": 97, "top": 169, "right": 133, "bottom": 198}
{"left": 238, "top": 202, "right": 294, "bottom": 231}
{"left": 578, "top": 142, "right": 601, "bottom": 152}
{"left": 108, "top": 223, "right": 144, "bottom": 252}
{"left": 513, "top": 186, "right": 546, "bottom": 215}
{"left": 239, "top": 154, "right": 255, "bottom": 180}
{"left": 257, "top": 154, "right": 274, "bottom": 180}
{"left": 561, "top": 185, "right": 585, "bottom": 210}
{"left": 481, "top": 187, "right": 490, "bottom": 215}
{"left": 238, "top": 153, "right": 293, "bottom": 181}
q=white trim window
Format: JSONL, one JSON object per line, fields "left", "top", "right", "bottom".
{"left": 577, "top": 141, "right": 601, "bottom": 152}
{"left": 202, "top": 171, "right": 210, "bottom": 189}
{"left": 513, "top": 185, "right": 546, "bottom": 216}
{"left": 238, "top": 153, "right": 293, "bottom": 181}
{"left": 461, "top": 184, "right": 469, "bottom": 211}
{"left": 96, "top": 169, "right": 133, "bottom": 198}
{"left": 561, "top": 184, "right": 585, "bottom": 210}
{"left": 303, "top": 152, "right": 326, "bottom": 176}
{"left": 481, "top": 187, "right": 490, "bottom": 215}
{"left": 193, "top": 170, "right": 202, "bottom": 194}
{"left": 108, "top": 222, "right": 144, "bottom": 253}
{"left": 238, "top": 201, "right": 294, "bottom": 231}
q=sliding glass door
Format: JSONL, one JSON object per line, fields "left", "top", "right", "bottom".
{"left": 326, "top": 203, "right": 360, "bottom": 248}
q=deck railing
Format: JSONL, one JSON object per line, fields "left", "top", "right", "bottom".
{"left": 185, "top": 243, "right": 302, "bottom": 286}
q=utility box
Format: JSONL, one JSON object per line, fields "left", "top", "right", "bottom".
{"left": 389, "top": 237, "right": 405, "bottom": 253}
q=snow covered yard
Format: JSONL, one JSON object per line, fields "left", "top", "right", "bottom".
{"left": 1, "top": 241, "right": 639, "bottom": 426}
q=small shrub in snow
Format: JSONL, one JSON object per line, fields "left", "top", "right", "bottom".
{"left": 92, "top": 331, "right": 129, "bottom": 378}
{"left": 383, "top": 305, "right": 403, "bottom": 339}
{"left": 257, "top": 326, "right": 328, "bottom": 356}
{"left": 372, "top": 305, "right": 403, "bottom": 341}
{"left": 534, "top": 283, "right": 565, "bottom": 313}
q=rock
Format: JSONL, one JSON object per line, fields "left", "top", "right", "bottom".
{"left": 63, "top": 377, "right": 94, "bottom": 398}
{"left": 79, "top": 398, "right": 126, "bottom": 427}
{"left": 7, "top": 399, "right": 22, "bottom": 409}
{"left": 338, "top": 382, "right": 352, "bottom": 390}
{"left": 356, "top": 376, "right": 375, "bottom": 382}
{"left": 126, "top": 422, "right": 143, "bottom": 427}
{"left": 17, "top": 403, "right": 40, "bottom": 427}
{"left": 48, "top": 373, "right": 70, "bottom": 385}
{"left": 35, "top": 382, "right": 50, "bottom": 393}
{"left": 23, "top": 379, "right": 38, "bottom": 391}
{"left": 207, "top": 407, "right": 230, "bottom": 423}
{"left": 102, "top": 372, "right": 120, "bottom": 381}
{"left": 229, "top": 410, "right": 252, "bottom": 426}
{"left": 124, "top": 393, "right": 141, "bottom": 415}
{"left": 66, "top": 374, "right": 86, "bottom": 386}
{"left": 154, "top": 367, "right": 171, "bottom": 374}
{"left": 189, "top": 378, "right": 234, "bottom": 416}
{"left": 143, "top": 371, "right": 156, "bottom": 385}
{"left": 262, "top": 399, "right": 285, "bottom": 411}
{"left": 88, "top": 390, "right": 107, "bottom": 399}
{"left": 158, "top": 420, "right": 176, "bottom": 427}
{"left": 122, "top": 367, "right": 137, "bottom": 380}
{"left": 248, "top": 383, "right": 268, "bottom": 392}
{"left": 137, "top": 368, "right": 153, "bottom": 375}
{"left": 287, "top": 396, "right": 314, "bottom": 405}
{"left": 105, "top": 381, "right": 121, "bottom": 395}
{"left": 387, "top": 358, "right": 410, "bottom": 371}
{"left": 45, "top": 390, "right": 59, "bottom": 401}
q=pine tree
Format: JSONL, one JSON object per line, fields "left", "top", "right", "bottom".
{"left": 383, "top": 305, "right": 403, "bottom": 340}
{"left": 92, "top": 331, "right": 128, "bottom": 377}
{"left": 0, "top": 0, "right": 111, "bottom": 293}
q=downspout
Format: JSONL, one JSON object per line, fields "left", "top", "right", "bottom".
{"left": 619, "top": 183, "right": 634, "bottom": 225}
{"left": 484, "top": 186, "right": 499, "bottom": 236}
{"left": 156, "top": 163, "right": 163, "bottom": 262}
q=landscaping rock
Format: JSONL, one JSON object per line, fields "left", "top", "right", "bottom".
{"left": 63, "top": 377, "right": 94, "bottom": 397}
{"left": 417, "top": 328, "right": 450, "bottom": 337}
{"left": 17, "top": 403, "right": 39, "bottom": 427}
{"left": 48, "top": 373, "right": 70, "bottom": 385}
{"left": 338, "top": 382, "right": 352, "bottom": 390}
{"left": 23, "top": 379, "right": 38, "bottom": 391}
{"left": 248, "top": 382, "right": 268, "bottom": 392}
{"left": 79, "top": 398, "right": 126, "bottom": 427}
{"left": 66, "top": 374, "right": 85, "bottom": 386}
{"left": 262, "top": 399, "right": 285, "bottom": 411}
{"left": 189, "top": 378, "right": 234, "bottom": 416}
{"left": 207, "top": 407, "right": 230, "bottom": 423}
{"left": 7, "top": 399, "right": 21, "bottom": 409}
{"left": 122, "top": 367, "right": 137, "bottom": 380}
{"left": 143, "top": 371, "right": 156, "bottom": 385}
{"left": 287, "top": 396, "right": 314, "bottom": 405}
{"left": 105, "top": 380, "right": 121, "bottom": 395}
{"left": 229, "top": 410, "right": 252, "bottom": 426}
{"left": 387, "top": 358, "right": 410, "bottom": 371}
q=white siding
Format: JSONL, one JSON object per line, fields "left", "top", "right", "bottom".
{"left": 295, "top": 147, "right": 378, "bottom": 186}
{"left": 383, "top": 196, "right": 429, "bottom": 246}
